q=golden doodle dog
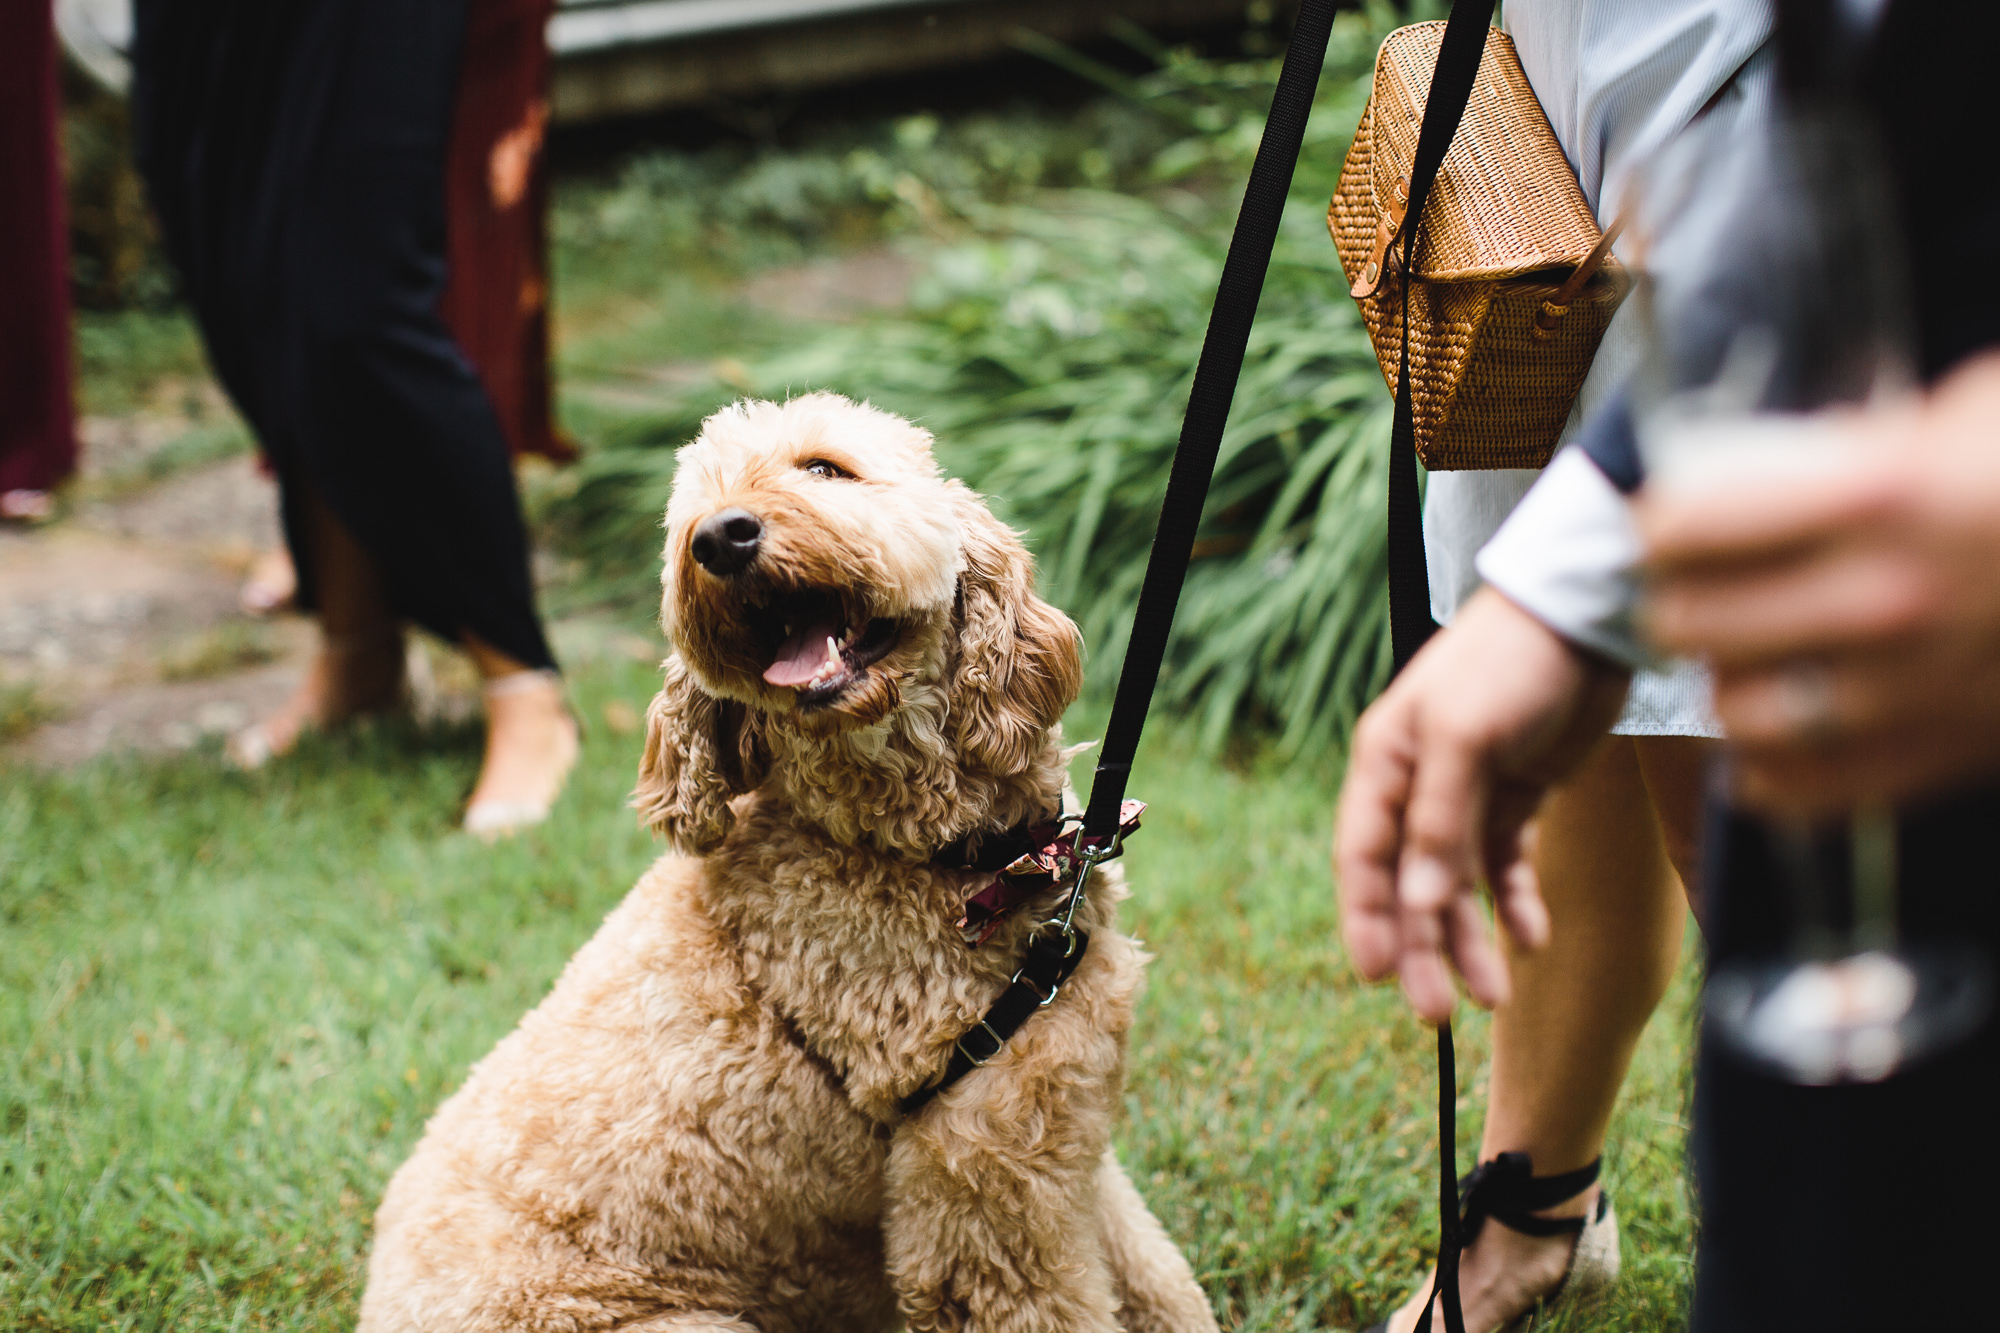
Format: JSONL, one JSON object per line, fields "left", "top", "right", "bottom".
{"left": 359, "top": 394, "right": 1218, "bottom": 1333}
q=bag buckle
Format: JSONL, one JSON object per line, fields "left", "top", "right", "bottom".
{"left": 1352, "top": 185, "right": 1409, "bottom": 300}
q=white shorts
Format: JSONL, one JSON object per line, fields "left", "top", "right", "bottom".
{"left": 1423, "top": 469, "right": 1722, "bottom": 739}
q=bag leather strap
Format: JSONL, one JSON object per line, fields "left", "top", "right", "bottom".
{"left": 1387, "top": 6, "right": 1499, "bottom": 1333}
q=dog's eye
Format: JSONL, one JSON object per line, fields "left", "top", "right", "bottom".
{"left": 800, "top": 458, "right": 852, "bottom": 480}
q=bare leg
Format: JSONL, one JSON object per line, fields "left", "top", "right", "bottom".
{"left": 239, "top": 545, "right": 298, "bottom": 615}
{"left": 1632, "top": 736, "right": 1711, "bottom": 918}
{"left": 1383, "top": 735, "right": 1707, "bottom": 1333}
{"left": 229, "top": 489, "right": 404, "bottom": 765}
{"left": 461, "top": 633, "right": 578, "bottom": 836}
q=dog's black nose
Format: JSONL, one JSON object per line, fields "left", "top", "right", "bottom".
{"left": 689, "top": 508, "right": 763, "bottom": 576}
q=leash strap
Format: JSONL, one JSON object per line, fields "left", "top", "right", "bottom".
{"left": 906, "top": 0, "right": 1342, "bottom": 1119}
{"left": 1070, "top": 8, "right": 1486, "bottom": 1325}
{"left": 913, "top": 54, "right": 1487, "bottom": 1333}
{"left": 1080, "top": 0, "right": 1343, "bottom": 845}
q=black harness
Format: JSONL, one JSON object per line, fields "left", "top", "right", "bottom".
{"left": 901, "top": 803, "right": 1142, "bottom": 1115}
{"left": 898, "top": 924, "right": 1092, "bottom": 1116}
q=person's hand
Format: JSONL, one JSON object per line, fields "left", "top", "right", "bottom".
{"left": 1641, "top": 351, "right": 2000, "bottom": 814}
{"left": 1335, "top": 589, "right": 1631, "bottom": 1022}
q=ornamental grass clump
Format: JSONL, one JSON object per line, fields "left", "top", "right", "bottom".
{"left": 555, "top": 4, "right": 1418, "bottom": 755}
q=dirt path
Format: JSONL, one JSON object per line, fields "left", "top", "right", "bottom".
{"left": 0, "top": 422, "right": 310, "bottom": 766}
{"left": 0, "top": 248, "right": 911, "bottom": 768}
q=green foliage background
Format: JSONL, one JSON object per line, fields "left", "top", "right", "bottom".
{"left": 549, "top": 6, "right": 1412, "bottom": 756}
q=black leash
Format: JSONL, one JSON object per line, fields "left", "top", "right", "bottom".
{"left": 1081, "top": 4, "right": 1490, "bottom": 1328}
{"left": 1079, "top": 0, "right": 1344, "bottom": 846}
{"left": 902, "top": 0, "right": 1344, "bottom": 1118}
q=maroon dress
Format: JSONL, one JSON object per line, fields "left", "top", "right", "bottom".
{"left": 441, "top": 0, "right": 571, "bottom": 464}
{"left": 0, "top": 0, "right": 79, "bottom": 499}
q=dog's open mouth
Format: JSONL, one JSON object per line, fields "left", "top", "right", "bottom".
{"left": 746, "top": 586, "right": 901, "bottom": 707}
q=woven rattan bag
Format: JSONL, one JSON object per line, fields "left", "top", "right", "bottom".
{"left": 1329, "top": 21, "right": 1625, "bottom": 470}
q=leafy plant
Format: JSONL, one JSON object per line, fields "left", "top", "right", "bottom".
{"left": 552, "top": 4, "right": 1418, "bottom": 754}
{"left": 61, "top": 64, "right": 180, "bottom": 311}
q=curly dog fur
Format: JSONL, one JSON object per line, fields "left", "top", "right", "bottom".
{"left": 358, "top": 394, "right": 1218, "bottom": 1332}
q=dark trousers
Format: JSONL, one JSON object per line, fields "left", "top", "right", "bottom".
{"left": 1693, "top": 789, "right": 1998, "bottom": 1329}
{"left": 132, "top": 0, "right": 555, "bottom": 669}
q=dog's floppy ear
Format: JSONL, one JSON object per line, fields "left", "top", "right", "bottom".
{"left": 949, "top": 492, "right": 1084, "bottom": 776}
{"left": 632, "top": 654, "right": 769, "bottom": 854}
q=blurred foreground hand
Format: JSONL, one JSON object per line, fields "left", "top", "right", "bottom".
{"left": 1334, "top": 590, "right": 1631, "bottom": 1021}
{"left": 1642, "top": 351, "right": 2000, "bottom": 815}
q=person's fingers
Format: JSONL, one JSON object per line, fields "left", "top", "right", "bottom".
{"left": 1478, "top": 809, "right": 1548, "bottom": 953}
{"left": 1639, "top": 448, "right": 1905, "bottom": 573}
{"left": 1480, "top": 780, "right": 1552, "bottom": 956}
{"left": 1395, "top": 880, "right": 1460, "bottom": 1024}
{"left": 1396, "top": 718, "right": 1487, "bottom": 914}
{"left": 1444, "top": 888, "right": 1511, "bottom": 1010}
{"left": 1492, "top": 845, "right": 1550, "bottom": 954}
{"left": 1710, "top": 653, "right": 1866, "bottom": 749}
{"left": 1645, "top": 546, "right": 1933, "bottom": 666}
{"left": 1334, "top": 704, "right": 1418, "bottom": 981}
{"left": 1731, "top": 720, "right": 2000, "bottom": 814}
{"left": 1384, "top": 718, "right": 1491, "bottom": 1022}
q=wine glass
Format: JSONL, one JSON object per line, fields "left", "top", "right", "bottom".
{"left": 1627, "top": 101, "right": 1991, "bottom": 1085}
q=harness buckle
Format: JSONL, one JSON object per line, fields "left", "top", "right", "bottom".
{"left": 956, "top": 1020, "right": 1006, "bottom": 1068}
{"left": 1012, "top": 965, "right": 1062, "bottom": 1007}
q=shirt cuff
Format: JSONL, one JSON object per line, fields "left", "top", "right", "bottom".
{"left": 1474, "top": 445, "right": 1649, "bottom": 667}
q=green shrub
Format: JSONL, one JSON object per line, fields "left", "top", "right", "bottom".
{"left": 554, "top": 4, "right": 1419, "bottom": 756}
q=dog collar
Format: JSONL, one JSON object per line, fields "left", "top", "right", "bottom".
{"left": 932, "top": 801, "right": 1146, "bottom": 947}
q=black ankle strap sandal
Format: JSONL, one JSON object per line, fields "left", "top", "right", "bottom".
{"left": 1458, "top": 1152, "right": 1602, "bottom": 1242}
{"left": 1363, "top": 1154, "right": 1621, "bottom": 1333}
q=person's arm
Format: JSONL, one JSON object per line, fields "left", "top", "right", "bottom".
{"left": 1641, "top": 350, "right": 2000, "bottom": 813}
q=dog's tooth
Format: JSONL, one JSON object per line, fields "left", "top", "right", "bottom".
{"left": 825, "top": 636, "right": 841, "bottom": 666}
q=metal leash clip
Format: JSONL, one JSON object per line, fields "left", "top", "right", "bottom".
{"left": 1045, "top": 798, "right": 1144, "bottom": 939}
{"left": 1048, "top": 836, "right": 1120, "bottom": 939}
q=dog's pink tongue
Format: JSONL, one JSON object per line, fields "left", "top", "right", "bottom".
{"left": 763, "top": 618, "right": 843, "bottom": 686}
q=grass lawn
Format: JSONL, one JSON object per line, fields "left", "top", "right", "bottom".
{"left": 0, "top": 649, "right": 1698, "bottom": 1330}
